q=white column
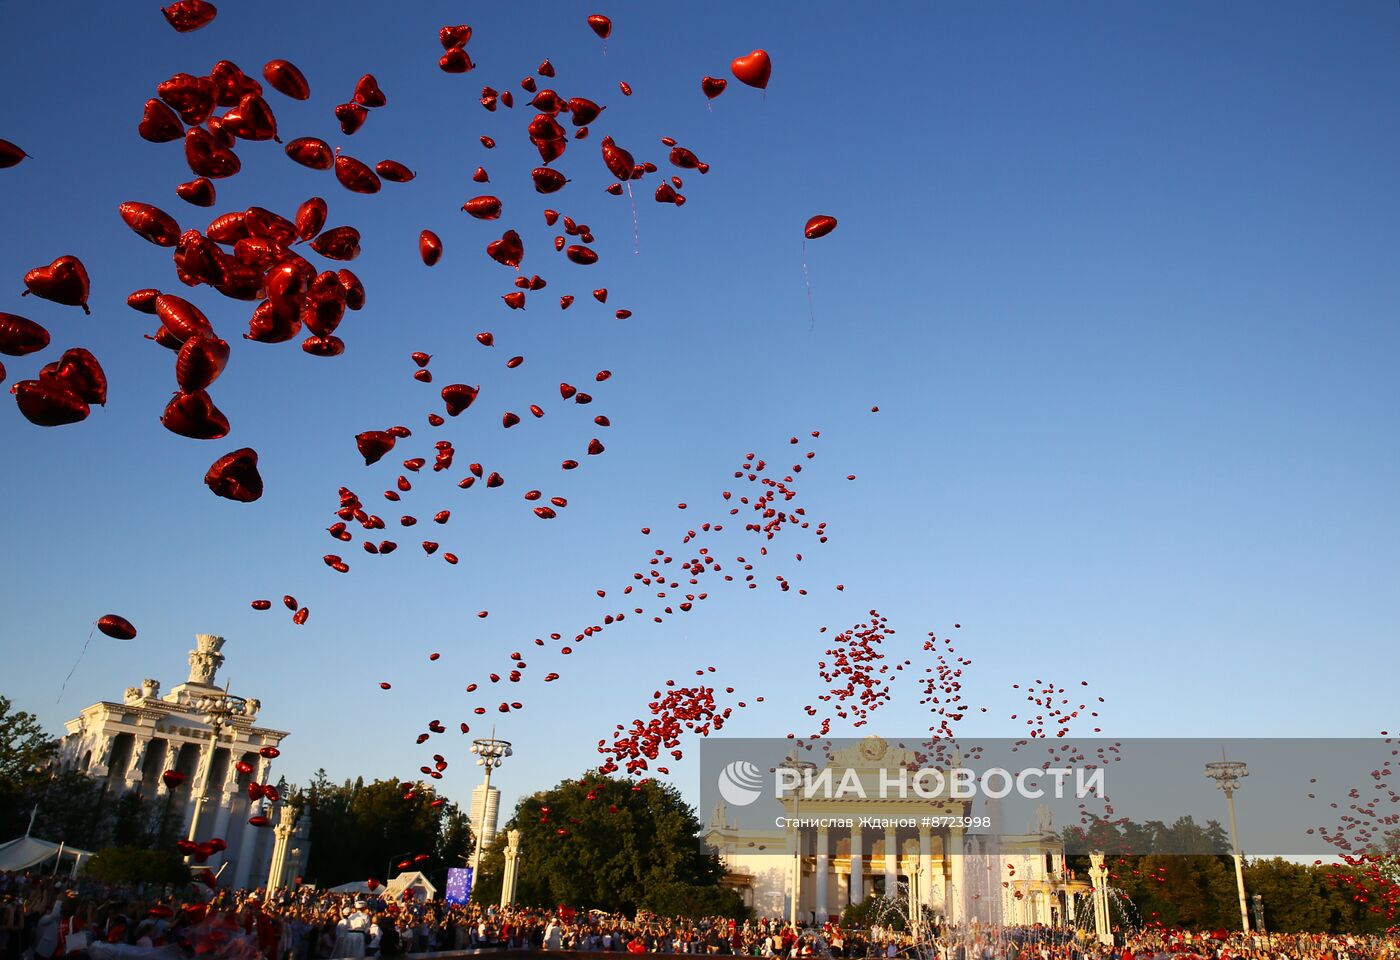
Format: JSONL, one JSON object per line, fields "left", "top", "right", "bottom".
{"left": 182, "top": 740, "right": 214, "bottom": 840}
{"left": 207, "top": 752, "right": 239, "bottom": 865}
{"left": 849, "top": 826, "right": 864, "bottom": 905}
{"left": 786, "top": 823, "right": 800, "bottom": 925}
{"left": 948, "top": 827, "right": 965, "bottom": 924}
{"left": 267, "top": 804, "right": 297, "bottom": 890}
{"left": 500, "top": 829, "right": 521, "bottom": 908}
{"left": 918, "top": 826, "right": 934, "bottom": 909}
{"left": 883, "top": 826, "right": 897, "bottom": 895}
{"left": 815, "top": 826, "right": 830, "bottom": 921}
{"left": 1089, "top": 852, "right": 1112, "bottom": 946}
{"left": 232, "top": 756, "right": 271, "bottom": 888}
{"left": 123, "top": 735, "right": 150, "bottom": 791}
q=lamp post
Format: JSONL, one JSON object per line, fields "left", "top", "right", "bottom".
{"left": 468, "top": 733, "right": 512, "bottom": 896}
{"left": 1204, "top": 758, "right": 1250, "bottom": 934}
{"left": 185, "top": 689, "right": 247, "bottom": 860}
{"left": 778, "top": 755, "right": 817, "bottom": 930}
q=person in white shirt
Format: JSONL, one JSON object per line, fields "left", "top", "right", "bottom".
{"left": 344, "top": 901, "right": 372, "bottom": 958}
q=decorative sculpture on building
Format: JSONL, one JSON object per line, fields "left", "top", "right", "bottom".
{"left": 141, "top": 678, "right": 161, "bottom": 699}
{"left": 187, "top": 634, "right": 225, "bottom": 686}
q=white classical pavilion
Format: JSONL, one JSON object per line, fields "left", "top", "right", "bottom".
{"left": 58, "top": 634, "right": 309, "bottom": 889}
{"left": 705, "top": 735, "right": 1093, "bottom": 926}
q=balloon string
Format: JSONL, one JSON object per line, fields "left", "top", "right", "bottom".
{"left": 803, "top": 239, "right": 815, "bottom": 330}
{"left": 627, "top": 181, "right": 639, "bottom": 255}
{"left": 58, "top": 623, "right": 97, "bottom": 703}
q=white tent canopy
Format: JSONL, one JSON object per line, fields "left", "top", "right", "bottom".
{"left": 0, "top": 835, "right": 95, "bottom": 873}
{"left": 384, "top": 871, "right": 435, "bottom": 902}
{"left": 326, "top": 872, "right": 437, "bottom": 901}
{"left": 326, "top": 879, "right": 383, "bottom": 895}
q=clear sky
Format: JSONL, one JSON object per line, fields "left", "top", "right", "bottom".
{"left": 1, "top": 2, "right": 1397, "bottom": 823}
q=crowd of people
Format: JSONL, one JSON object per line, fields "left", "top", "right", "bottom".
{"left": 2, "top": 870, "right": 1397, "bottom": 960}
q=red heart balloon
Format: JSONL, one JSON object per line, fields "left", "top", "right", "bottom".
{"left": 245, "top": 300, "right": 300, "bottom": 344}
{"left": 531, "top": 168, "right": 568, "bottom": 194}
{"left": 310, "top": 226, "right": 361, "bottom": 261}
{"left": 139, "top": 99, "right": 184, "bottom": 143}
{"left": 176, "top": 336, "right": 230, "bottom": 392}
{"left": 161, "top": 390, "right": 230, "bottom": 439}
{"left": 23, "top": 256, "right": 90, "bottom": 314}
{"left": 162, "top": 770, "right": 187, "bottom": 789}
{"left": 220, "top": 94, "right": 279, "bottom": 142}
{"left": 439, "top": 24, "right": 471, "bottom": 48}
{"left": 184, "top": 127, "right": 241, "bottom": 179}
{"left": 161, "top": 0, "right": 217, "bottom": 32}
{"left": 701, "top": 76, "right": 727, "bottom": 99}
{"left": 285, "top": 137, "right": 333, "bottom": 170}
{"left": 39, "top": 348, "right": 107, "bottom": 405}
{"left": 600, "top": 136, "right": 634, "bottom": 181}
{"left": 804, "top": 215, "right": 838, "bottom": 240}
{"left": 353, "top": 74, "right": 387, "bottom": 108}
{"left": 294, "top": 197, "right": 327, "bottom": 241}
{"left": 335, "top": 101, "right": 368, "bottom": 136}
{"left": 376, "top": 160, "right": 415, "bottom": 183}
{"left": 96, "top": 614, "right": 137, "bottom": 640}
{"left": 730, "top": 49, "right": 772, "bottom": 89}
{"left": 156, "top": 294, "right": 216, "bottom": 343}
{"left": 210, "top": 60, "right": 262, "bottom": 107}
{"left": 439, "top": 48, "right": 474, "bottom": 73}
{"left": 441, "top": 383, "right": 479, "bottom": 416}
{"left": 301, "top": 334, "right": 345, "bottom": 357}
{"left": 262, "top": 60, "right": 310, "bottom": 101}
{"left": 420, "top": 231, "right": 442, "bottom": 266}
{"left": 206, "top": 448, "right": 262, "bottom": 502}
{"left": 355, "top": 430, "right": 396, "bottom": 465}
{"left": 486, "top": 230, "right": 523, "bottom": 267}
{"left": 0, "top": 313, "right": 50, "bottom": 356}
{"left": 463, "top": 196, "right": 502, "bottom": 220}
{"left": 158, "top": 73, "right": 218, "bottom": 125}
{"left": 119, "top": 201, "right": 181, "bottom": 247}
{"left": 338, "top": 269, "right": 365, "bottom": 310}
{"left": 301, "top": 272, "right": 347, "bottom": 336}
{"left": 334, "top": 153, "right": 380, "bottom": 193}
{"left": 0, "top": 140, "right": 29, "bottom": 168}
{"left": 176, "top": 177, "right": 216, "bottom": 207}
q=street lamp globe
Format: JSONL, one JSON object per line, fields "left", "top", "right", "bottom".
{"left": 1204, "top": 760, "right": 1248, "bottom": 793}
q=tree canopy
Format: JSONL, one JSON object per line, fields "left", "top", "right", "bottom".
{"left": 297, "top": 771, "right": 472, "bottom": 888}
{"left": 472, "top": 771, "right": 744, "bottom": 917}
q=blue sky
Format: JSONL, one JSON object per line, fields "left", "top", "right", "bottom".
{"left": 1, "top": 1, "right": 1397, "bottom": 822}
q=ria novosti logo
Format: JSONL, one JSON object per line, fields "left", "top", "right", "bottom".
{"left": 717, "top": 760, "right": 766, "bottom": 807}
{"left": 716, "top": 760, "right": 1107, "bottom": 807}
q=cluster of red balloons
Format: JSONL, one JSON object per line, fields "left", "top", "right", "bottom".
{"left": 3, "top": 1, "right": 866, "bottom": 831}
{"left": 598, "top": 668, "right": 759, "bottom": 776}
{"left": 795, "top": 610, "right": 899, "bottom": 740}
{"left": 1007, "top": 677, "right": 1104, "bottom": 739}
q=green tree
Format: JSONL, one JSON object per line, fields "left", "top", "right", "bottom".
{"left": 475, "top": 771, "right": 734, "bottom": 915}
{"left": 0, "top": 695, "right": 57, "bottom": 838}
{"left": 29, "top": 771, "right": 108, "bottom": 849}
{"left": 299, "top": 772, "right": 461, "bottom": 887}
{"left": 83, "top": 846, "right": 189, "bottom": 885}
